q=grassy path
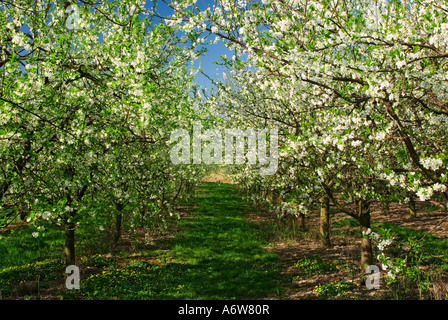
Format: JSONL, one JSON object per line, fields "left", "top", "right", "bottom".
{"left": 80, "top": 181, "right": 283, "bottom": 299}
{"left": 151, "top": 181, "right": 282, "bottom": 299}
{"left": 3, "top": 181, "right": 448, "bottom": 300}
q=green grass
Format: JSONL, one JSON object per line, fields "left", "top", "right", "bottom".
{"left": 0, "top": 221, "right": 64, "bottom": 269}
{"left": 294, "top": 256, "right": 338, "bottom": 277}
{"left": 313, "top": 281, "right": 358, "bottom": 300}
{"left": 4, "top": 183, "right": 446, "bottom": 300}
{"left": 0, "top": 219, "right": 120, "bottom": 271}
{"left": 81, "top": 182, "right": 283, "bottom": 299}
{"left": 332, "top": 216, "right": 448, "bottom": 268}
{"left": 374, "top": 222, "right": 448, "bottom": 264}
{"left": 0, "top": 182, "right": 283, "bottom": 299}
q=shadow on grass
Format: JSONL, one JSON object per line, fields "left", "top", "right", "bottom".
{"left": 82, "top": 182, "right": 283, "bottom": 300}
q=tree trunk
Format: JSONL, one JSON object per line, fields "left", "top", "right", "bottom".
{"left": 299, "top": 212, "right": 306, "bottom": 229}
{"left": 113, "top": 213, "right": 122, "bottom": 244}
{"left": 62, "top": 180, "right": 87, "bottom": 267}
{"left": 113, "top": 201, "right": 123, "bottom": 249}
{"left": 261, "top": 190, "right": 268, "bottom": 199}
{"left": 270, "top": 191, "right": 276, "bottom": 207}
{"left": 319, "top": 195, "right": 331, "bottom": 247}
{"left": 64, "top": 222, "right": 76, "bottom": 266}
{"left": 409, "top": 194, "right": 416, "bottom": 219}
{"left": 358, "top": 200, "right": 373, "bottom": 270}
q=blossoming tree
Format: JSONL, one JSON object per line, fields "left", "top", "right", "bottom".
{"left": 168, "top": 0, "right": 448, "bottom": 271}
{"left": 0, "top": 0, "right": 208, "bottom": 264}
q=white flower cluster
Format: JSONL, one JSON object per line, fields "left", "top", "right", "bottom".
{"left": 416, "top": 182, "right": 447, "bottom": 201}
{"left": 362, "top": 228, "right": 379, "bottom": 240}
{"left": 367, "top": 228, "right": 404, "bottom": 281}
{"left": 420, "top": 157, "right": 443, "bottom": 171}
{"left": 278, "top": 201, "right": 308, "bottom": 217}
{"left": 377, "top": 238, "right": 393, "bottom": 252}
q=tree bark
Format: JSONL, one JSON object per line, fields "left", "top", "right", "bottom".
{"left": 320, "top": 195, "right": 331, "bottom": 247}
{"left": 64, "top": 222, "right": 76, "bottom": 266}
{"left": 409, "top": 194, "right": 416, "bottom": 219}
{"left": 358, "top": 200, "right": 373, "bottom": 270}
{"left": 299, "top": 212, "right": 306, "bottom": 229}
{"left": 113, "top": 202, "right": 124, "bottom": 249}
{"left": 62, "top": 178, "right": 88, "bottom": 266}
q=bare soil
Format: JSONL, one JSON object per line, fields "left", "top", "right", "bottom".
{"left": 201, "top": 172, "right": 235, "bottom": 184}
{"left": 248, "top": 199, "right": 448, "bottom": 300}
{"left": 2, "top": 177, "right": 447, "bottom": 300}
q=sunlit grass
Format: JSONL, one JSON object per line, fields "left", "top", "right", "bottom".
{"left": 1, "top": 182, "right": 447, "bottom": 300}
{"left": 0, "top": 221, "right": 64, "bottom": 269}
{"left": 81, "top": 182, "right": 283, "bottom": 299}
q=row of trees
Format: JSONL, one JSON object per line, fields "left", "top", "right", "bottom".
{"left": 0, "top": 0, "right": 210, "bottom": 265}
{"left": 169, "top": 0, "right": 448, "bottom": 271}
{"left": 2, "top": 0, "right": 448, "bottom": 278}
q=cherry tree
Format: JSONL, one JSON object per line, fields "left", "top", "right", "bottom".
{"left": 0, "top": 0, "right": 208, "bottom": 264}
{"left": 169, "top": 0, "right": 448, "bottom": 271}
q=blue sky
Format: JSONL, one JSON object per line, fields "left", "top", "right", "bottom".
{"left": 154, "top": 0, "right": 231, "bottom": 91}
{"left": 13, "top": 0, "right": 228, "bottom": 90}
